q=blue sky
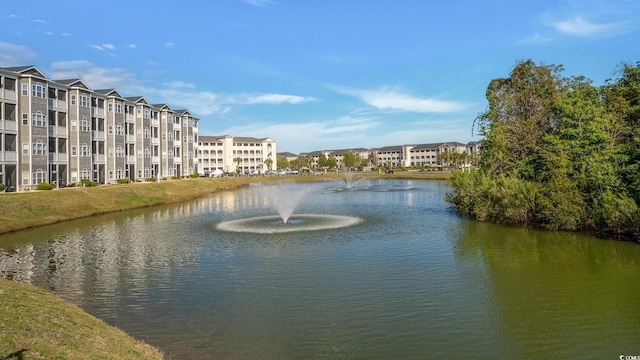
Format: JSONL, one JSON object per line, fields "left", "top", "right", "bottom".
{"left": 1, "top": 1, "right": 639, "bottom": 153}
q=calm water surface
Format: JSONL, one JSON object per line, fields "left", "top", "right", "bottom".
{"left": 1, "top": 180, "right": 639, "bottom": 359}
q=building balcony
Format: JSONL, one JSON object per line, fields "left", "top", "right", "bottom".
{"left": 91, "top": 108, "right": 105, "bottom": 117}
{"left": 126, "top": 155, "right": 136, "bottom": 163}
{"left": 1, "top": 89, "right": 17, "bottom": 101}
{"left": 49, "top": 152, "right": 67, "bottom": 163}
{"left": 0, "top": 151, "right": 18, "bottom": 162}
{"left": 92, "top": 130, "right": 106, "bottom": 141}
{"left": 173, "top": 157, "right": 181, "bottom": 164}
{"left": 151, "top": 138, "right": 160, "bottom": 145}
{"left": 92, "top": 154, "right": 106, "bottom": 163}
{"left": 48, "top": 98, "right": 67, "bottom": 110}
{"left": 0, "top": 119, "right": 17, "bottom": 132}
{"left": 126, "top": 134, "right": 135, "bottom": 143}
{"left": 48, "top": 125, "right": 68, "bottom": 137}
{"left": 152, "top": 156, "right": 159, "bottom": 164}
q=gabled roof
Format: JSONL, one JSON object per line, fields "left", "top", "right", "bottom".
{"left": 94, "top": 89, "right": 125, "bottom": 98}
{"left": 125, "top": 96, "right": 149, "bottom": 104}
{"left": 152, "top": 103, "right": 173, "bottom": 111}
{"left": 54, "top": 79, "right": 92, "bottom": 90}
{"left": 1, "top": 65, "right": 49, "bottom": 79}
{"left": 277, "top": 152, "right": 298, "bottom": 158}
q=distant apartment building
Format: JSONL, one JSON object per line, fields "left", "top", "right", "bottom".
{"left": 197, "top": 135, "right": 276, "bottom": 175}
{"left": 296, "top": 142, "right": 476, "bottom": 169}
{"left": 0, "top": 65, "right": 199, "bottom": 191}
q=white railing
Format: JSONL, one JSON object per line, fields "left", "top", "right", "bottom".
{"left": 49, "top": 152, "right": 67, "bottom": 162}
{"left": 92, "top": 108, "right": 105, "bottom": 117}
{"left": 173, "top": 157, "right": 181, "bottom": 164}
{"left": 48, "top": 98, "right": 67, "bottom": 110}
{"left": 151, "top": 118, "right": 159, "bottom": 126}
{"left": 0, "top": 151, "right": 17, "bottom": 162}
{"left": 127, "top": 155, "right": 136, "bottom": 163}
{"left": 92, "top": 130, "right": 106, "bottom": 140}
{"left": 151, "top": 138, "right": 159, "bottom": 145}
{"left": 0, "top": 120, "right": 17, "bottom": 131}
{"left": 152, "top": 156, "right": 159, "bottom": 163}
{"left": 126, "top": 134, "right": 135, "bottom": 142}
{"left": 1, "top": 90, "right": 17, "bottom": 101}
{"left": 92, "top": 154, "right": 106, "bottom": 163}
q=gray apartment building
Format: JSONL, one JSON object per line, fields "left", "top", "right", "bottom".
{"left": 0, "top": 65, "right": 199, "bottom": 192}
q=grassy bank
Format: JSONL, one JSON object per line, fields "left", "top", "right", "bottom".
{"left": 0, "top": 172, "right": 450, "bottom": 235}
{"left": 0, "top": 277, "right": 163, "bottom": 359}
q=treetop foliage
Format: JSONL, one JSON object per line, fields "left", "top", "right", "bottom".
{"left": 447, "top": 59, "right": 640, "bottom": 239}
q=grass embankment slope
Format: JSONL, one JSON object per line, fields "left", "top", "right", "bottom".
{"left": 0, "top": 277, "right": 163, "bottom": 359}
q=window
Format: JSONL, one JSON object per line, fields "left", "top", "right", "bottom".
{"left": 108, "top": 147, "right": 114, "bottom": 157}
{"left": 116, "top": 102, "right": 122, "bottom": 113}
{"left": 22, "top": 143, "right": 29, "bottom": 155}
{"left": 144, "top": 128, "right": 150, "bottom": 138}
{"left": 115, "top": 124, "right": 124, "bottom": 135}
{"left": 22, "top": 113, "right": 28, "bottom": 126}
{"left": 22, "top": 83, "right": 28, "bottom": 96}
{"left": 71, "top": 146, "right": 77, "bottom": 156}
{"left": 80, "top": 118, "right": 89, "bottom": 132}
{"left": 144, "top": 148, "right": 150, "bottom": 158}
{"left": 80, "top": 94, "right": 89, "bottom": 107}
{"left": 108, "top": 103, "right": 113, "bottom": 112}
{"left": 80, "top": 143, "right": 89, "bottom": 157}
{"left": 108, "top": 125, "right": 113, "bottom": 134}
{"left": 71, "top": 95, "right": 76, "bottom": 105}
{"left": 32, "top": 111, "right": 46, "bottom": 127}
{"left": 22, "top": 171, "right": 30, "bottom": 185}
{"left": 32, "top": 169, "right": 46, "bottom": 185}
{"left": 32, "top": 140, "right": 45, "bottom": 155}
{"left": 33, "top": 83, "right": 45, "bottom": 98}
{"left": 116, "top": 145, "right": 124, "bottom": 157}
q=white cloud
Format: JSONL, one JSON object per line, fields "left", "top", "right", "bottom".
{"left": 214, "top": 116, "right": 377, "bottom": 152}
{"left": 337, "top": 86, "right": 467, "bottom": 113}
{"left": 0, "top": 42, "right": 37, "bottom": 66}
{"left": 244, "top": 93, "right": 315, "bottom": 105}
{"left": 239, "top": 0, "right": 275, "bottom": 7}
{"left": 102, "top": 43, "right": 116, "bottom": 50}
{"left": 552, "top": 16, "right": 619, "bottom": 37}
{"left": 49, "top": 60, "right": 138, "bottom": 90}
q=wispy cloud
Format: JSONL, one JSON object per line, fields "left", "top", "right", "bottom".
{"left": 0, "top": 42, "right": 37, "bottom": 66}
{"left": 239, "top": 0, "right": 275, "bottom": 7}
{"left": 143, "top": 81, "right": 315, "bottom": 116}
{"left": 88, "top": 43, "right": 116, "bottom": 51}
{"left": 243, "top": 93, "right": 315, "bottom": 105}
{"left": 336, "top": 86, "right": 468, "bottom": 113}
{"left": 215, "top": 116, "right": 377, "bottom": 152}
{"left": 50, "top": 60, "right": 138, "bottom": 90}
{"left": 520, "top": 2, "right": 639, "bottom": 44}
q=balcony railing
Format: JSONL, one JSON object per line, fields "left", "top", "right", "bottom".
{"left": 1, "top": 90, "right": 17, "bottom": 101}
{"left": 91, "top": 108, "right": 105, "bottom": 117}
{"left": 0, "top": 151, "right": 18, "bottom": 162}
{"left": 92, "top": 130, "right": 106, "bottom": 141}
{"left": 48, "top": 98, "right": 67, "bottom": 110}
{"left": 126, "top": 155, "right": 136, "bottom": 163}
{"left": 0, "top": 120, "right": 17, "bottom": 131}
{"left": 49, "top": 152, "right": 67, "bottom": 162}
{"left": 92, "top": 154, "right": 106, "bottom": 163}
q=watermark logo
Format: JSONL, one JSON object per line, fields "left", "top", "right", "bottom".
{"left": 620, "top": 355, "right": 640, "bottom": 360}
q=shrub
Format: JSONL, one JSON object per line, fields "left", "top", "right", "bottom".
{"left": 36, "top": 183, "right": 54, "bottom": 190}
{"left": 146, "top": 177, "right": 157, "bottom": 182}
{"left": 189, "top": 173, "right": 199, "bottom": 178}
{"left": 117, "top": 178, "right": 130, "bottom": 184}
{"left": 0, "top": 183, "right": 5, "bottom": 192}
{"left": 80, "top": 178, "right": 92, "bottom": 187}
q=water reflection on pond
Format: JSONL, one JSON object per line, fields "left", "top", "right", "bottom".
{"left": 1, "top": 180, "right": 639, "bottom": 359}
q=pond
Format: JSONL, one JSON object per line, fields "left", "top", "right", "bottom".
{"left": 1, "top": 179, "right": 639, "bottom": 359}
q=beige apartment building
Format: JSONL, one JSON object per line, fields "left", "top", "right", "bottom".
{"left": 0, "top": 65, "right": 199, "bottom": 191}
{"left": 197, "top": 135, "right": 276, "bottom": 175}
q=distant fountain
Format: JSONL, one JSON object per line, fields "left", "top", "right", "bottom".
{"left": 332, "top": 167, "right": 363, "bottom": 189}
{"left": 217, "top": 183, "right": 361, "bottom": 233}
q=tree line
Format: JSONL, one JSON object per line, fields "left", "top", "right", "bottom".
{"left": 446, "top": 59, "right": 640, "bottom": 239}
